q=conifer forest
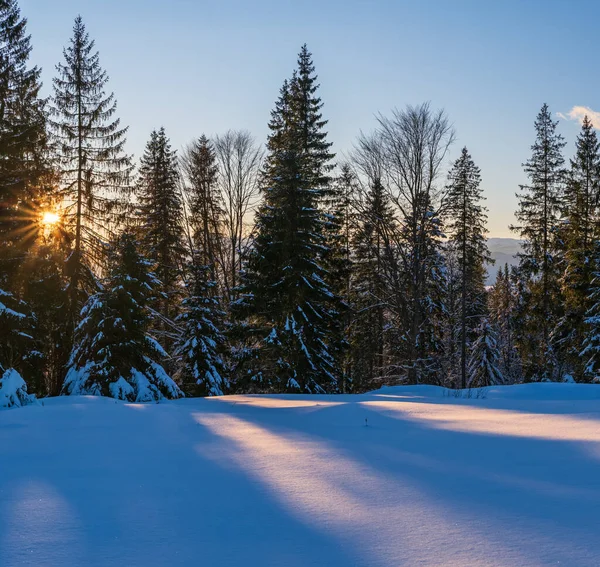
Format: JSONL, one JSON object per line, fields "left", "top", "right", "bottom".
{"left": 1, "top": 1, "right": 600, "bottom": 407}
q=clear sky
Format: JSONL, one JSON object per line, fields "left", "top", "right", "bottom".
{"left": 19, "top": 0, "right": 598, "bottom": 237}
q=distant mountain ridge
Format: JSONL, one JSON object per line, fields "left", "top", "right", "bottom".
{"left": 486, "top": 238, "right": 522, "bottom": 285}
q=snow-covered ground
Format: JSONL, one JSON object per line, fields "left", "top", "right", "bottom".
{"left": 1, "top": 384, "right": 599, "bottom": 566}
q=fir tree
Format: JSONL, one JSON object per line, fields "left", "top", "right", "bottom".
{"left": 174, "top": 260, "right": 226, "bottom": 397}
{"left": 51, "top": 16, "right": 133, "bottom": 318}
{"left": 181, "top": 135, "right": 222, "bottom": 283}
{"left": 488, "top": 264, "right": 520, "bottom": 383}
{"left": 445, "top": 147, "right": 492, "bottom": 388}
{"left": 0, "top": 286, "right": 28, "bottom": 373}
{"left": 0, "top": 0, "right": 50, "bottom": 286}
{"left": 581, "top": 261, "right": 600, "bottom": 383}
{"left": 237, "top": 45, "right": 339, "bottom": 393}
{"left": 20, "top": 238, "right": 71, "bottom": 396}
{"left": 555, "top": 116, "right": 600, "bottom": 380}
{"left": 511, "top": 103, "right": 565, "bottom": 380}
{"left": 467, "top": 318, "right": 503, "bottom": 388}
{"left": 137, "top": 127, "right": 185, "bottom": 325}
{"left": 321, "top": 164, "right": 355, "bottom": 390}
{"left": 348, "top": 177, "right": 395, "bottom": 390}
{"left": 397, "top": 192, "right": 447, "bottom": 383}
{"left": 63, "top": 231, "right": 182, "bottom": 401}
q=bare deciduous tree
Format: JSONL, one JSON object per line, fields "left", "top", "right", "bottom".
{"left": 213, "top": 130, "right": 263, "bottom": 299}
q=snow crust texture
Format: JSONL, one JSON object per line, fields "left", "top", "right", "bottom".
{"left": 1, "top": 383, "right": 599, "bottom": 566}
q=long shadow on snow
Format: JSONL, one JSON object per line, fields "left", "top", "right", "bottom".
{"left": 0, "top": 399, "right": 361, "bottom": 567}
{"left": 201, "top": 394, "right": 600, "bottom": 566}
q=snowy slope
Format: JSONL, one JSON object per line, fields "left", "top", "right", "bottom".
{"left": 1, "top": 385, "right": 599, "bottom": 567}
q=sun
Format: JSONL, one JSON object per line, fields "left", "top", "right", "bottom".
{"left": 41, "top": 211, "right": 60, "bottom": 226}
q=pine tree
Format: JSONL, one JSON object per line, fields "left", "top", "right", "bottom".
{"left": 321, "top": 164, "right": 355, "bottom": 391}
{"left": 0, "top": 0, "right": 50, "bottom": 286}
{"left": 181, "top": 135, "right": 222, "bottom": 283}
{"left": 581, "top": 261, "right": 600, "bottom": 383}
{"left": 467, "top": 318, "right": 503, "bottom": 388}
{"left": 511, "top": 103, "right": 565, "bottom": 380}
{"left": 0, "top": 286, "right": 28, "bottom": 373}
{"left": 51, "top": 16, "right": 133, "bottom": 318}
{"left": 488, "top": 264, "right": 520, "bottom": 382}
{"left": 174, "top": 261, "right": 226, "bottom": 396}
{"left": 555, "top": 116, "right": 600, "bottom": 380}
{"left": 20, "top": 238, "right": 71, "bottom": 396}
{"left": 63, "top": 231, "right": 182, "bottom": 401}
{"left": 440, "top": 246, "right": 462, "bottom": 387}
{"left": 348, "top": 178, "right": 395, "bottom": 390}
{"left": 237, "top": 45, "right": 339, "bottom": 393}
{"left": 137, "top": 127, "right": 185, "bottom": 326}
{"left": 397, "top": 192, "right": 447, "bottom": 383}
{"left": 445, "top": 147, "right": 492, "bottom": 388}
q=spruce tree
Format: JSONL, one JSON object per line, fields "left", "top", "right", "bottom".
{"left": 348, "top": 178, "right": 395, "bottom": 390}
{"left": 174, "top": 261, "right": 226, "bottom": 396}
{"left": 397, "top": 191, "right": 447, "bottom": 383}
{"left": 556, "top": 116, "right": 600, "bottom": 380}
{"left": 51, "top": 16, "right": 133, "bottom": 317}
{"left": 511, "top": 103, "right": 565, "bottom": 380}
{"left": 581, "top": 261, "right": 600, "bottom": 383}
{"left": 237, "top": 45, "right": 339, "bottom": 393}
{"left": 488, "top": 264, "right": 520, "bottom": 383}
{"left": 321, "top": 164, "right": 355, "bottom": 390}
{"left": 0, "top": 0, "right": 50, "bottom": 286}
{"left": 181, "top": 135, "right": 222, "bottom": 283}
{"left": 20, "top": 239, "right": 71, "bottom": 396}
{"left": 137, "top": 127, "right": 185, "bottom": 326}
{"left": 445, "top": 147, "right": 492, "bottom": 388}
{"left": 467, "top": 318, "right": 503, "bottom": 388}
{"left": 63, "top": 231, "right": 182, "bottom": 401}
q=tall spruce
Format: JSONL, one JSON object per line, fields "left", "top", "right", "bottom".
{"left": 63, "top": 231, "right": 182, "bottom": 401}
{"left": 51, "top": 16, "right": 133, "bottom": 318}
{"left": 137, "top": 127, "right": 185, "bottom": 326}
{"left": 445, "top": 147, "right": 491, "bottom": 388}
{"left": 556, "top": 116, "right": 600, "bottom": 380}
{"left": 237, "top": 45, "right": 339, "bottom": 393}
{"left": 0, "top": 0, "right": 49, "bottom": 285}
{"left": 511, "top": 104, "right": 565, "bottom": 380}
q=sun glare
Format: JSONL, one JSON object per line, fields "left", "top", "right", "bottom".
{"left": 41, "top": 211, "right": 60, "bottom": 226}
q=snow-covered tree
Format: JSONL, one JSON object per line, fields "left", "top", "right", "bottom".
{"left": 488, "top": 264, "right": 520, "bottom": 383}
{"left": 236, "top": 45, "right": 340, "bottom": 393}
{"left": 376, "top": 104, "right": 455, "bottom": 384}
{"left": 0, "top": 287, "right": 36, "bottom": 407}
{"left": 348, "top": 177, "right": 395, "bottom": 390}
{"left": 63, "top": 231, "right": 182, "bottom": 401}
{"left": 174, "top": 261, "right": 226, "bottom": 396}
{"left": 511, "top": 103, "right": 566, "bottom": 380}
{"left": 445, "top": 147, "right": 492, "bottom": 388}
{"left": 555, "top": 116, "right": 600, "bottom": 380}
{"left": 0, "top": 368, "right": 36, "bottom": 408}
{"left": 467, "top": 319, "right": 503, "bottom": 388}
{"left": 580, "top": 263, "right": 600, "bottom": 383}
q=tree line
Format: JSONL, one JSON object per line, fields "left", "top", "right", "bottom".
{"left": 0, "top": 2, "right": 598, "bottom": 405}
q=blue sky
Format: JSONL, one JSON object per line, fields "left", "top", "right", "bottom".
{"left": 19, "top": 0, "right": 597, "bottom": 236}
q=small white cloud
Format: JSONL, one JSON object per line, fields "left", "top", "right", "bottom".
{"left": 558, "top": 106, "right": 600, "bottom": 129}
